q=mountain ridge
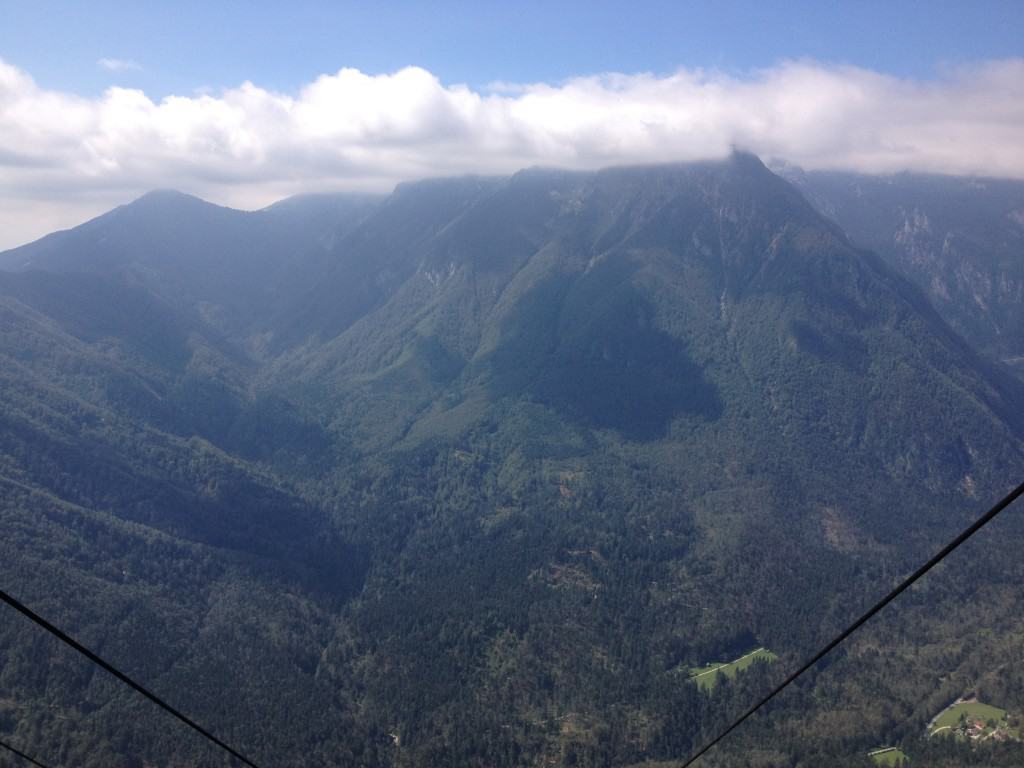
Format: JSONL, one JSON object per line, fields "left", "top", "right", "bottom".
{"left": 774, "top": 164, "right": 1024, "bottom": 378}
{"left": 3, "top": 154, "right": 1024, "bottom": 767}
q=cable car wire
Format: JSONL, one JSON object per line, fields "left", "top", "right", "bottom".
{"left": 0, "top": 738, "right": 54, "bottom": 768}
{"left": 0, "top": 589, "right": 262, "bottom": 768}
{"left": 681, "top": 478, "right": 1024, "bottom": 767}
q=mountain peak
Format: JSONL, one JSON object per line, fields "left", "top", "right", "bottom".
{"left": 128, "top": 188, "right": 224, "bottom": 212}
{"left": 136, "top": 188, "right": 194, "bottom": 200}
{"left": 727, "top": 147, "right": 770, "bottom": 169}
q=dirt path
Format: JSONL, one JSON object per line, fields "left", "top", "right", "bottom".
{"left": 927, "top": 696, "right": 970, "bottom": 733}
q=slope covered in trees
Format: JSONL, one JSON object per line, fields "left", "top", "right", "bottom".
{"left": 2, "top": 155, "right": 1024, "bottom": 767}
{"left": 779, "top": 167, "right": 1024, "bottom": 379}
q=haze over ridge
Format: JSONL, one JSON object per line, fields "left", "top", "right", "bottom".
{"left": 2, "top": 56, "right": 1024, "bottom": 249}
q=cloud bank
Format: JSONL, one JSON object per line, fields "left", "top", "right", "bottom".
{"left": 1, "top": 57, "right": 1023, "bottom": 247}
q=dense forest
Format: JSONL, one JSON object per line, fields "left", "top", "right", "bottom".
{"left": 2, "top": 154, "right": 1024, "bottom": 766}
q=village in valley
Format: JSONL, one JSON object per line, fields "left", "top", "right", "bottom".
{"left": 686, "top": 654, "right": 1023, "bottom": 765}
{"left": 926, "top": 697, "right": 1021, "bottom": 744}
{"left": 857, "top": 694, "right": 1024, "bottom": 766}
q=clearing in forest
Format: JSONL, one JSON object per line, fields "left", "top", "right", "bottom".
{"left": 928, "top": 700, "right": 1020, "bottom": 741}
{"left": 868, "top": 746, "right": 908, "bottom": 766}
{"left": 688, "top": 647, "right": 777, "bottom": 692}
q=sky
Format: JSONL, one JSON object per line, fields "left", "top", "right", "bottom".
{"left": 1, "top": 0, "right": 1023, "bottom": 248}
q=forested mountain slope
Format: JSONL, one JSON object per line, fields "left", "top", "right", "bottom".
{"left": 2, "top": 154, "right": 1024, "bottom": 767}
{"left": 779, "top": 168, "right": 1024, "bottom": 378}
{"left": 0, "top": 190, "right": 381, "bottom": 348}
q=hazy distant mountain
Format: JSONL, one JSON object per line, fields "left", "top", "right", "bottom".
{"left": 3, "top": 156, "right": 1024, "bottom": 767}
{"left": 0, "top": 189, "right": 381, "bottom": 347}
{"left": 777, "top": 167, "right": 1024, "bottom": 377}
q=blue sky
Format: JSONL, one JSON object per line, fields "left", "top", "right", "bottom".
{"left": 3, "top": 0, "right": 1023, "bottom": 98}
{"left": 0, "top": 1, "right": 1023, "bottom": 248}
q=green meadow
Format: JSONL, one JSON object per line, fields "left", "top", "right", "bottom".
{"left": 868, "top": 747, "right": 908, "bottom": 766}
{"left": 689, "top": 648, "right": 777, "bottom": 692}
{"left": 929, "top": 701, "right": 1013, "bottom": 739}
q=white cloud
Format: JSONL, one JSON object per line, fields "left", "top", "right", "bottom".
{"left": 1, "top": 57, "right": 1023, "bottom": 248}
{"left": 97, "top": 58, "right": 142, "bottom": 72}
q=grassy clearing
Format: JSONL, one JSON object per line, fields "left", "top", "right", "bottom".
{"left": 929, "top": 700, "right": 1019, "bottom": 741}
{"left": 869, "top": 747, "right": 908, "bottom": 765}
{"left": 689, "top": 647, "right": 777, "bottom": 692}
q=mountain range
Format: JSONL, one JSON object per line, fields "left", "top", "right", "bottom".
{"left": 2, "top": 153, "right": 1024, "bottom": 767}
{"left": 777, "top": 165, "right": 1024, "bottom": 378}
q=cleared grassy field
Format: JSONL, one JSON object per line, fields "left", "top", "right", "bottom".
{"left": 929, "top": 701, "right": 1014, "bottom": 739}
{"left": 689, "top": 648, "right": 777, "bottom": 692}
{"left": 869, "top": 747, "right": 908, "bottom": 766}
